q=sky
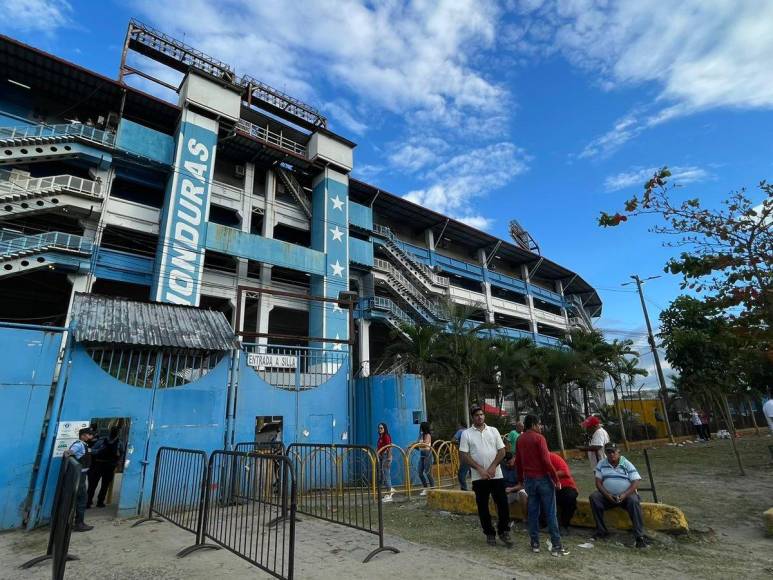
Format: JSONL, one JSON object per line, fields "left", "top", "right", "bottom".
{"left": 3, "top": 0, "right": 772, "bottom": 389}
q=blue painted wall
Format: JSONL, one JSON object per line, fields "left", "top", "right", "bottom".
{"left": 0, "top": 325, "right": 62, "bottom": 529}
{"left": 206, "top": 223, "right": 325, "bottom": 275}
{"left": 349, "top": 201, "right": 373, "bottom": 231}
{"left": 93, "top": 248, "right": 154, "bottom": 286}
{"left": 354, "top": 374, "right": 425, "bottom": 451}
{"left": 349, "top": 237, "right": 373, "bottom": 267}
{"left": 115, "top": 119, "right": 175, "bottom": 166}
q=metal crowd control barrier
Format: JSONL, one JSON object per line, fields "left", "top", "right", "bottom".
{"left": 234, "top": 441, "right": 286, "bottom": 455}
{"left": 286, "top": 443, "right": 399, "bottom": 563}
{"left": 202, "top": 451, "right": 296, "bottom": 580}
{"left": 132, "top": 447, "right": 219, "bottom": 557}
{"left": 20, "top": 456, "right": 81, "bottom": 579}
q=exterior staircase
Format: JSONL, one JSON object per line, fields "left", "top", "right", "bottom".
{"left": 363, "top": 296, "right": 414, "bottom": 339}
{"left": 0, "top": 230, "right": 92, "bottom": 278}
{"left": 372, "top": 224, "right": 449, "bottom": 294}
{"left": 373, "top": 258, "right": 445, "bottom": 324}
{"left": 0, "top": 124, "right": 115, "bottom": 166}
{"left": 276, "top": 166, "right": 312, "bottom": 218}
{"left": 0, "top": 170, "right": 103, "bottom": 220}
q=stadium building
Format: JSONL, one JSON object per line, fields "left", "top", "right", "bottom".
{"left": 0, "top": 21, "right": 600, "bottom": 529}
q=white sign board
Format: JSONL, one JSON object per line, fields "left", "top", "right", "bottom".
{"left": 247, "top": 353, "right": 298, "bottom": 370}
{"left": 52, "top": 419, "right": 90, "bottom": 457}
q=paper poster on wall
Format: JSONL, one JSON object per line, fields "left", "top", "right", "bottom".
{"left": 52, "top": 420, "right": 90, "bottom": 457}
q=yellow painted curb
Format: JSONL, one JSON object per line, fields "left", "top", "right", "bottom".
{"left": 427, "top": 489, "right": 689, "bottom": 534}
{"left": 764, "top": 508, "right": 773, "bottom": 537}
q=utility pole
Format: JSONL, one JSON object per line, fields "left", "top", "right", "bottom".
{"left": 624, "top": 275, "right": 675, "bottom": 443}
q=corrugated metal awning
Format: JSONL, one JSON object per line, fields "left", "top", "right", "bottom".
{"left": 70, "top": 293, "right": 237, "bottom": 351}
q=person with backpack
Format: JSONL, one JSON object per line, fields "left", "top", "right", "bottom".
{"left": 65, "top": 427, "right": 95, "bottom": 532}
{"left": 87, "top": 426, "right": 123, "bottom": 508}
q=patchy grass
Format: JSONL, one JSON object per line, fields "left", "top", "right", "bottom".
{"left": 383, "top": 434, "right": 773, "bottom": 579}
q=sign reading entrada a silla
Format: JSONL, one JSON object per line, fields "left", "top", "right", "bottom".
{"left": 247, "top": 353, "right": 298, "bottom": 369}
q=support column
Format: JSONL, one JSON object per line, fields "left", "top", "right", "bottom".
{"left": 309, "top": 167, "right": 350, "bottom": 350}
{"left": 556, "top": 279, "right": 571, "bottom": 329}
{"left": 358, "top": 319, "right": 371, "bottom": 377}
{"left": 521, "top": 264, "right": 539, "bottom": 338}
{"left": 478, "top": 249, "right": 495, "bottom": 324}
{"left": 424, "top": 228, "right": 435, "bottom": 252}
{"left": 235, "top": 162, "right": 255, "bottom": 281}
{"left": 255, "top": 168, "right": 277, "bottom": 344}
{"left": 151, "top": 70, "right": 240, "bottom": 306}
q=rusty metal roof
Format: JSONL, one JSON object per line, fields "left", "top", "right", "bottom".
{"left": 70, "top": 293, "right": 237, "bottom": 351}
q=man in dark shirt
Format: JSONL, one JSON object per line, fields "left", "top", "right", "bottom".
{"left": 515, "top": 415, "right": 568, "bottom": 557}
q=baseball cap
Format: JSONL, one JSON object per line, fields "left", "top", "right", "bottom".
{"left": 603, "top": 442, "right": 619, "bottom": 453}
{"left": 78, "top": 427, "right": 95, "bottom": 436}
{"left": 581, "top": 416, "right": 601, "bottom": 429}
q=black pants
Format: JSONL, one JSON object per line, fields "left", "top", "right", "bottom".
{"left": 556, "top": 487, "right": 578, "bottom": 528}
{"left": 472, "top": 478, "right": 510, "bottom": 536}
{"left": 75, "top": 471, "right": 88, "bottom": 524}
{"left": 87, "top": 463, "right": 116, "bottom": 506}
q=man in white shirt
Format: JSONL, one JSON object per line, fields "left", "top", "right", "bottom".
{"left": 459, "top": 405, "right": 511, "bottom": 548}
{"left": 580, "top": 416, "right": 609, "bottom": 469}
{"left": 763, "top": 395, "right": 773, "bottom": 435}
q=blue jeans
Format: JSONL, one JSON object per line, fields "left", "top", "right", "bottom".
{"left": 418, "top": 451, "right": 434, "bottom": 487}
{"left": 524, "top": 476, "right": 562, "bottom": 548}
{"left": 379, "top": 455, "right": 393, "bottom": 490}
{"left": 458, "top": 463, "right": 470, "bottom": 490}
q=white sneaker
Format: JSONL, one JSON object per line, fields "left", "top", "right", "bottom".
{"left": 382, "top": 494, "right": 393, "bottom": 503}
{"left": 389, "top": 487, "right": 397, "bottom": 494}
{"left": 420, "top": 489, "right": 428, "bottom": 496}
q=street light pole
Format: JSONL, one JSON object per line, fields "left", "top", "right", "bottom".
{"left": 626, "top": 275, "right": 675, "bottom": 442}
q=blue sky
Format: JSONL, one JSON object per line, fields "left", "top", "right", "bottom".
{"left": 3, "top": 0, "right": 772, "bottom": 386}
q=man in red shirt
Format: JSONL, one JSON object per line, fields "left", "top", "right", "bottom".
{"left": 515, "top": 415, "right": 569, "bottom": 557}
{"left": 549, "top": 452, "right": 578, "bottom": 535}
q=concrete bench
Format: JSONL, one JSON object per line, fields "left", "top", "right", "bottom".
{"left": 427, "top": 489, "right": 688, "bottom": 533}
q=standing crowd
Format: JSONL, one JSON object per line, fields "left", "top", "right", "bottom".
{"left": 376, "top": 409, "right": 651, "bottom": 555}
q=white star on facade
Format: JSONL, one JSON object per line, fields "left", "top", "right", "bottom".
{"left": 330, "top": 260, "right": 345, "bottom": 277}
{"left": 330, "top": 195, "right": 344, "bottom": 211}
{"left": 330, "top": 225, "right": 344, "bottom": 242}
{"left": 333, "top": 334, "right": 343, "bottom": 351}
{"left": 332, "top": 302, "right": 343, "bottom": 312}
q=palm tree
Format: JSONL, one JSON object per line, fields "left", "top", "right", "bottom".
{"left": 384, "top": 322, "right": 453, "bottom": 384}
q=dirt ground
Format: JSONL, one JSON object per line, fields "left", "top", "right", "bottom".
{"left": 1, "top": 434, "right": 771, "bottom": 579}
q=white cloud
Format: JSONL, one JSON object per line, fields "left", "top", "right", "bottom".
{"left": 387, "top": 137, "right": 449, "bottom": 173}
{"left": 510, "top": 0, "right": 773, "bottom": 156}
{"left": 403, "top": 143, "right": 530, "bottom": 229}
{"left": 323, "top": 101, "right": 368, "bottom": 136}
{"left": 4, "top": 0, "right": 71, "bottom": 33}
{"left": 136, "top": 0, "right": 507, "bottom": 130}
{"left": 604, "top": 165, "right": 710, "bottom": 192}
{"left": 456, "top": 215, "right": 494, "bottom": 230}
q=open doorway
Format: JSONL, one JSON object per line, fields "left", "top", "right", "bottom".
{"left": 255, "top": 416, "right": 283, "bottom": 444}
{"left": 88, "top": 417, "right": 130, "bottom": 514}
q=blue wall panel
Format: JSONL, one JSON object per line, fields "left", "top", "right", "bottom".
{"left": 94, "top": 248, "right": 154, "bottom": 286}
{"left": 206, "top": 223, "right": 326, "bottom": 275}
{"left": 115, "top": 119, "right": 175, "bottom": 166}
{"left": 349, "top": 202, "right": 373, "bottom": 231}
{"left": 0, "top": 326, "right": 62, "bottom": 529}
{"left": 349, "top": 237, "right": 373, "bottom": 266}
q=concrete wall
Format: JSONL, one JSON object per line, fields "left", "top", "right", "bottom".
{"left": 115, "top": 119, "right": 175, "bottom": 166}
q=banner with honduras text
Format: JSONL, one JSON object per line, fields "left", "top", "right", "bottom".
{"left": 152, "top": 111, "right": 218, "bottom": 306}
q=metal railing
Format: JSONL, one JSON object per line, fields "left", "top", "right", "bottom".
{"left": 0, "top": 170, "right": 103, "bottom": 198}
{"left": 373, "top": 258, "right": 445, "bottom": 322}
{"left": 0, "top": 123, "right": 116, "bottom": 147}
{"left": 87, "top": 348, "right": 223, "bottom": 388}
{"left": 367, "top": 296, "right": 416, "bottom": 327}
{"left": 19, "top": 456, "right": 81, "bottom": 579}
{"left": 0, "top": 231, "right": 92, "bottom": 258}
{"left": 372, "top": 224, "right": 449, "bottom": 288}
{"left": 236, "top": 119, "right": 307, "bottom": 157}
{"left": 132, "top": 447, "right": 218, "bottom": 557}
{"left": 203, "top": 451, "right": 296, "bottom": 579}
{"left": 285, "top": 443, "right": 399, "bottom": 564}
{"left": 276, "top": 167, "right": 311, "bottom": 217}
{"left": 242, "top": 344, "right": 348, "bottom": 390}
